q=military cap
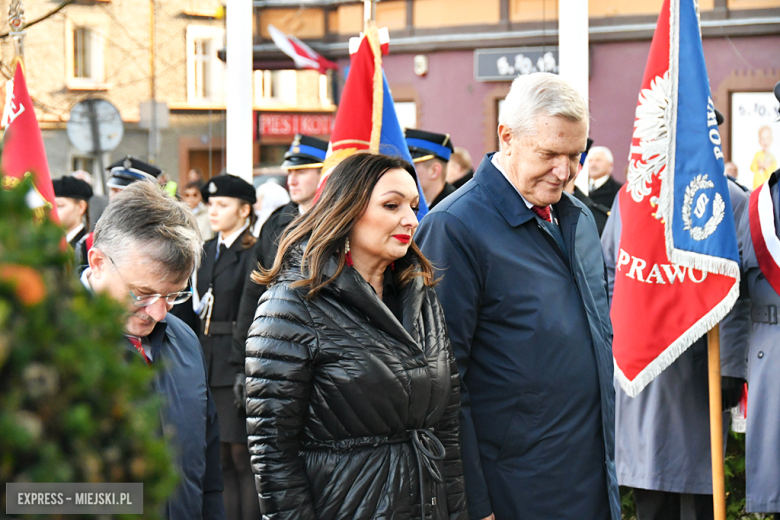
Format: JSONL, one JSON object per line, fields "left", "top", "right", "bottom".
{"left": 201, "top": 174, "right": 256, "bottom": 205}
{"left": 106, "top": 156, "right": 162, "bottom": 189}
{"left": 281, "top": 135, "right": 328, "bottom": 171}
{"left": 405, "top": 129, "right": 454, "bottom": 163}
{"left": 53, "top": 176, "right": 93, "bottom": 201}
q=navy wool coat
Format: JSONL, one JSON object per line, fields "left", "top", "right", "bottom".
{"left": 416, "top": 154, "right": 620, "bottom": 520}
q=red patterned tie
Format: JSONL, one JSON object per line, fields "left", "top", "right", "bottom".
{"left": 531, "top": 205, "right": 552, "bottom": 223}
{"left": 128, "top": 336, "right": 152, "bottom": 366}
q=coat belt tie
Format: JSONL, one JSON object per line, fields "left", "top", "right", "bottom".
{"left": 410, "top": 428, "right": 445, "bottom": 520}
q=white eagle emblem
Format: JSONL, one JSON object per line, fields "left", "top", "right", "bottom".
{"left": 627, "top": 71, "right": 672, "bottom": 204}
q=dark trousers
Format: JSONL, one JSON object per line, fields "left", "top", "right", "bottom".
{"left": 633, "top": 488, "right": 714, "bottom": 520}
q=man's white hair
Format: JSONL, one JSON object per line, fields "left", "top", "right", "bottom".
{"left": 498, "top": 73, "right": 589, "bottom": 137}
{"left": 588, "top": 146, "right": 614, "bottom": 164}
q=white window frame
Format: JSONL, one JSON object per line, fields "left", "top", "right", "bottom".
{"left": 394, "top": 101, "right": 417, "bottom": 130}
{"left": 254, "top": 70, "right": 298, "bottom": 108}
{"left": 186, "top": 25, "right": 226, "bottom": 104}
{"left": 65, "top": 16, "right": 108, "bottom": 89}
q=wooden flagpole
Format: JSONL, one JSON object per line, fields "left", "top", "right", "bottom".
{"left": 707, "top": 324, "right": 727, "bottom": 520}
{"left": 363, "top": 0, "right": 376, "bottom": 27}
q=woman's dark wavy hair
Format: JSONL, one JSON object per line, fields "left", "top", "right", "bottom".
{"left": 252, "top": 152, "right": 436, "bottom": 298}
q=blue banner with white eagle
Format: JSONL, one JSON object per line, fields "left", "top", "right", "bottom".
{"left": 660, "top": 0, "right": 740, "bottom": 275}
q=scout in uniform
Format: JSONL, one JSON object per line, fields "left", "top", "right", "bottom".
{"left": 53, "top": 176, "right": 93, "bottom": 249}
{"left": 195, "top": 174, "right": 260, "bottom": 520}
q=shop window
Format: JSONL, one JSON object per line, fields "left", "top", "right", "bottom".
{"left": 187, "top": 25, "right": 226, "bottom": 104}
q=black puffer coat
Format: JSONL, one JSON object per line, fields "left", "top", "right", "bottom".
{"left": 245, "top": 248, "right": 468, "bottom": 520}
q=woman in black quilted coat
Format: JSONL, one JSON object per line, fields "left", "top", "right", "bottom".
{"left": 246, "top": 153, "right": 467, "bottom": 520}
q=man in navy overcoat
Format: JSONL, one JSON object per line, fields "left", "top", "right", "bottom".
{"left": 416, "top": 73, "right": 620, "bottom": 520}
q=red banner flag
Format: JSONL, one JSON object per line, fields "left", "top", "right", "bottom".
{"left": 610, "top": 0, "right": 739, "bottom": 397}
{"left": 1, "top": 59, "right": 58, "bottom": 223}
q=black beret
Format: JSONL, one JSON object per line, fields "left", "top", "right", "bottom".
{"left": 201, "top": 174, "right": 256, "bottom": 205}
{"left": 282, "top": 134, "right": 329, "bottom": 171}
{"left": 404, "top": 128, "right": 454, "bottom": 163}
{"left": 106, "top": 156, "right": 162, "bottom": 189}
{"left": 53, "top": 176, "right": 93, "bottom": 200}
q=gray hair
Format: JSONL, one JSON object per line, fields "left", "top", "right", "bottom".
{"left": 93, "top": 181, "right": 202, "bottom": 281}
{"left": 588, "top": 146, "right": 614, "bottom": 164}
{"left": 498, "top": 73, "right": 589, "bottom": 137}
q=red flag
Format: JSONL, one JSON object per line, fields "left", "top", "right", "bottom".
{"left": 310, "top": 26, "right": 428, "bottom": 214}
{"left": 610, "top": 0, "right": 739, "bottom": 397}
{"left": 311, "top": 25, "right": 384, "bottom": 204}
{"left": 268, "top": 24, "right": 338, "bottom": 75}
{"left": 1, "top": 59, "right": 58, "bottom": 223}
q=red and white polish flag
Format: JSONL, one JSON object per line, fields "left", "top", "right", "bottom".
{"left": 268, "top": 24, "right": 339, "bottom": 75}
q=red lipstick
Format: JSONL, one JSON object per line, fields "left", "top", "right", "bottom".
{"left": 392, "top": 234, "right": 411, "bottom": 244}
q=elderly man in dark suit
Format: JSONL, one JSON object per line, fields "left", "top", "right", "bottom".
{"left": 416, "top": 72, "right": 620, "bottom": 520}
{"left": 587, "top": 146, "right": 623, "bottom": 210}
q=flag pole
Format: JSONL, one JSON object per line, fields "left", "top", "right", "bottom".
{"left": 707, "top": 324, "right": 727, "bottom": 520}
{"left": 8, "top": 0, "right": 26, "bottom": 58}
{"left": 363, "top": 0, "right": 376, "bottom": 27}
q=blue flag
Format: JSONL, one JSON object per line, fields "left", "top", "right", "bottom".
{"left": 662, "top": 0, "right": 739, "bottom": 275}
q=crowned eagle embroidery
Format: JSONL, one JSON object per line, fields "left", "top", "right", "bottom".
{"left": 627, "top": 71, "right": 672, "bottom": 204}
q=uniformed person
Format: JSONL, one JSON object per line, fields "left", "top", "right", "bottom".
{"left": 740, "top": 82, "right": 780, "bottom": 519}
{"left": 231, "top": 135, "right": 329, "bottom": 374}
{"left": 405, "top": 128, "right": 456, "bottom": 209}
{"left": 53, "top": 176, "right": 93, "bottom": 249}
{"left": 195, "top": 174, "right": 260, "bottom": 520}
{"left": 105, "top": 156, "right": 162, "bottom": 200}
{"left": 75, "top": 156, "right": 162, "bottom": 266}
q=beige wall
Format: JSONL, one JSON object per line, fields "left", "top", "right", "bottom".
{"left": 414, "top": 0, "right": 501, "bottom": 28}
{"left": 335, "top": 4, "right": 364, "bottom": 35}
{"left": 258, "top": 8, "right": 326, "bottom": 39}
{"left": 510, "top": 0, "right": 718, "bottom": 23}
{"left": 376, "top": 1, "right": 407, "bottom": 31}
{"left": 510, "top": 0, "right": 558, "bottom": 22}
{"left": 334, "top": 1, "right": 406, "bottom": 35}
{"left": 728, "top": 0, "right": 780, "bottom": 8}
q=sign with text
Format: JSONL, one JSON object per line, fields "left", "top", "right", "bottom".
{"left": 258, "top": 113, "right": 336, "bottom": 138}
{"left": 730, "top": 91, "right": 780, "bottom": 190}
{"left": 6, "top": 483, "right": 143, "bottom": 515}
{"left": 474, "top": 47, "right": 559, "bottom": 82}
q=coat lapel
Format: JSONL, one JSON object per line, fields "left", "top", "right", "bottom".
{"left": 324, "top": 256, "right": 423, "bottom": 352}
{"left": 213, "top": 237, "right": 242, "bottom": 278}
{"left": 200, "top": 240, "right": 217, "bottom": 287}
{"left": 474, "top": 153, "right": 536, "bottom": 228}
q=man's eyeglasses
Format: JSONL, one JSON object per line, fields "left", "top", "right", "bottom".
{"left": 108, "top": 255, "right": 192, "bottom": 307}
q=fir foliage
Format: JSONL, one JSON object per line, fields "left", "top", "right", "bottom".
{"left": 0, "top": 178, "right": 178, "bottom": 518}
